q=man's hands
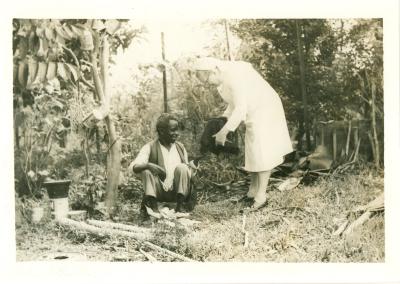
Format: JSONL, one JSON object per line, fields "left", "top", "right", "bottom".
{"left": 147, "top": 163, "right": 166, "bottom": 180}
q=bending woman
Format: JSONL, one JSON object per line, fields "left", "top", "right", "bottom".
{"left": 192, "top": 57, "right": 293, "bottom": 211}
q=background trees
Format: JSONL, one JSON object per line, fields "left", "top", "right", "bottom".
{"left": 231, "top": 19, "right": 383, "bottom": 152}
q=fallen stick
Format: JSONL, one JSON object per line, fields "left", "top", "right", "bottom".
{"left": 241, "top": 214, "right": 246, "bottom": 232}
{"left": 56, "top": 218, "right": 149, "bottom": 241}
{"left": 243, "top": 232, "right": 249, "bottom": 248}
{"left": 309, "top": 169, "right": 330, "bottom": 174}
{"left": 309, "top": 171, "right": 330, "bottom": 176}
{"left": 352, "top": 193, "right": 384, "bottom": 213}
{"left": 343, "top": 211, "right": 372, "bottom": 236}
{"left": 87, "top": 219, "right": 153, "bottom": 234}
{"left": 334, "top": 186, "right": 340, "bottom": 206}
{"left": 270, "top": 206, "right": 315, "bottom": 215}
{"left": 143, "top": 241, "right": 194, "bottom": 262}
{"left": 139, "top": 248, "right": 157, "bottom": 263}
{"left": 333, "top": 220, "right": 349, "bottom": 236}
{"left": 241, "top": 214, "right": 249, "bottom": 248}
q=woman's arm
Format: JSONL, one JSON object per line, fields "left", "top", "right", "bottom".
{"left": 221, "top": 83, "right": 246, "bottom": 132}
{"left": 214, "top": 84, "right": 246, "bottom": 145}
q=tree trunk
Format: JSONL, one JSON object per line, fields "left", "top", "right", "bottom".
{"left": 90, "top": 36, "right": 120, "bottom": 217}
{"left": 83, "top": 133, "right": 89, "bottom": 178}
{"left": 295, "top": 20, "right": 310, "bottom": 151}
{"left": 15, "top": 122, "right": 20, "bottom": 151}
{"left": 95, "top": 126, "right": 101, "bottom": 162}
{"left": 296, "top": 115, "right": 305, "bottom": 151}
{"left": 100, "top": 35, "right": 110, "bottom": 106}
{"left": 370, "top": 80, "right": 380, "bottom": 167}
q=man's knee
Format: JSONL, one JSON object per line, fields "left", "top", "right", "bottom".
{"left": 141, "top": 169, "right": 156, "bottom": 182}
{"left": 174, "top": 163, "right": 190, "bottom": 175}
{"left": 141, "top": 169, "right": 153, "bottom": 177}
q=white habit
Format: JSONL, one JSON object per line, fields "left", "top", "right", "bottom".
{"left": 216, "top": 60, "right": 293, "bottom": 172}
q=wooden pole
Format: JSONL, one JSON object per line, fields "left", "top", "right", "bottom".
{"left": 161, "top": 32, "right": 168, "bottom": 113}
{"left": 224, "top": 19, "right": 233, "bottom": 61}
{"left": 371, "top": 80, "right": 380, "bottom": 167}
{"left": 332, "top": 129, "right": 337, "bottom": 161}
{"left": 321, "top": 127, "right": 325, "bottom": 146}
{"left": 345, "top": 120, "right": 352, "bottom": 158}
{"left": 295, "top": 20, "right": 310, "bottom": 151}
{"left": 354, "top": 127, "right": 359, "bottom": 150}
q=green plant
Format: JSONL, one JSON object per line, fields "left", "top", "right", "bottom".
{"left": 14, "top": 84, "right": 70, "bottom": 198}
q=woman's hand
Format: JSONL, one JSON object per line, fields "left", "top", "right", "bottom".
{"left": 213, "top": 127, "right": 229, "bottom": 146}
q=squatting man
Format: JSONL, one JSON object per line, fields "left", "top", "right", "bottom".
{"left": 128, "top": 113, "right": 197, "bottom": 219}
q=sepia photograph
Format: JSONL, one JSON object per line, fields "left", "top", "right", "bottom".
{"left": 12, "top": 16, "right": 385, "bottom": 262}
{"left": 1, "top": 0, "right": 400, "bottom": 283}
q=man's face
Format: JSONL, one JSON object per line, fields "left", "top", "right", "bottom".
{"left": 160, "top": 119, "right": 179, "bottom": 144}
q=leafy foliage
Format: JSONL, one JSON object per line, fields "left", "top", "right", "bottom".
{"left": 231, "top": 19, "right": 383, "bottom": 146}
{"left": 13, "top": 19, "right": 142, "bottom": 201}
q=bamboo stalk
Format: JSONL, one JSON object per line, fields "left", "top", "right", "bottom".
{"left": 87, "top": 219, "right": 153, "bottom": 234}
{"left": 56, "top": 218, "right": 149, "bottom": 241}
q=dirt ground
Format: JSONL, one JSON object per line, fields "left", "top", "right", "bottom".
{"left": 15, "top": 167, "right": 384, "bottom": 262}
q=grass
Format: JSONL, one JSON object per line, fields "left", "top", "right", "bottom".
{"left": 168, "top": 166, "right": 384, "bottom": 262}
{"left": 15, "top": 165, "right": 384, "bottom": 262}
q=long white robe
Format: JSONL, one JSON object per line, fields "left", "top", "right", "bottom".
{"left": 217, "top": 61, "right": 293, "bottom": 172}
